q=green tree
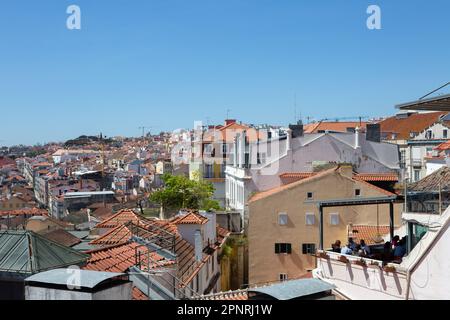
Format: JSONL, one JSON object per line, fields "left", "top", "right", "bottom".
{"left": 150, "top": 174, "right": 221, "bottom": 211}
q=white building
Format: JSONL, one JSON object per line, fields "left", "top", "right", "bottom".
{"left": 225, "top": 124, "right": 400, "bottom": 225}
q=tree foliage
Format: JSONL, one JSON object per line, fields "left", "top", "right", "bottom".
{"left": 150, "top": 174, "right": 221, "bottom": 211}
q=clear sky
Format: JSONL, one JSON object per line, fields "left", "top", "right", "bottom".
{"left": 1, "top": 0, "right": 450, "bottom": 146}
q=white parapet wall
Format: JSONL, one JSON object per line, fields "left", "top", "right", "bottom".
{"left": 315, "top": 251, "right": 407, "bottom": 300}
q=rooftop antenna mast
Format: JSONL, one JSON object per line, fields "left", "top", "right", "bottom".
{"left": 294, "top": 93, "right": 297, "bottom": 122}
{"left": 226, "top": 109, "right": 231, "bottom": 119}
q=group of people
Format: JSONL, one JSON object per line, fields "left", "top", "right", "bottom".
{"left": 331, "top": 235, "right": 408, "bottom": 262}
{"left": 331, "top": 238, "right": 371, "bottom": 257}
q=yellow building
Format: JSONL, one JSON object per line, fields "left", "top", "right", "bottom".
{"left": 247, "top": 165, "right": 402, "bottom": 285}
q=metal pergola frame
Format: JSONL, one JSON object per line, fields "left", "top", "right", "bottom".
{"left": 305, "top": 196, "right": 398, "bottom": 250}
{"left": 396, "top": 92, "right": 450, "bottom": 112}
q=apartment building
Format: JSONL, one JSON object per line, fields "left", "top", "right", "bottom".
{"left": 379, "top": 111, "right": 450, "bottom": 182}
{"left": 247, "top": 165, "right": 402, "bottom": 285}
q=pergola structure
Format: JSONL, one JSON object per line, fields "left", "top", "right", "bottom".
{"left": 396, "top": 83, "right": 450, "bottom": 112}
{"left": 306, "top": 196, "right": 398, "bottom": 250}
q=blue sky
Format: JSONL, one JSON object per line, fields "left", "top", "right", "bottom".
{"left": 1, "top": 0, "right": 450, "bottom": 146}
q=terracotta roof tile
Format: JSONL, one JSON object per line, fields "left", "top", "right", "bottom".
{"left": 0, "top": 208, "right": 48, "bottom": 217}
{"left": 42, "top": 229, "right": 82, "bottom": 247}
{"left": 304, "top": 122, "right": 368, "bottom": 134}
{"left": 89, "top": 224, "right": 133, "bottom": 245}
{"left": 84, "top": 242, "right": 176, "bottom": 273}
{"left": 354, "top": 173, "right": 399, "bottom": 182}
{"left": 172, "top": 211, "right": 209, "bottom": 225}
{"left": 350, "top": 225, "right": 391, "bottom": 245}
{"left": 95, "top": 209, "right": 142, "bottom": 229}
{"left": 132, "top": 286, "right": 149, "bottom": 300}
{"left": 434, "top": 141, "right": 450, "bottom": 151}
{"left": 197, "top": 290, "right": 249, "bottom": 300}
{"left": 379, "top": 112, "right": 447, "bottom": 140}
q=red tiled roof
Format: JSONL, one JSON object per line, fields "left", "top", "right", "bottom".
{"left": 0, "top": 157, "right": 15, "bottom": 167}
{"left": 354, "top": 173, "right": 399, "bottom": 182}
{"left": 95, "top": 209, "right": 142, "bottom": 229}
{"left": 379, "top": 112, "right": 447, "bottom": 140}
{"left": 89, "top": 224, "right": 133, "bottom": 245}
{"left": 198, "top": 290, "right": 249, "bottom": 301}
{"left": 280, "top": 172, "right": 398, "bottom": 184}
{"left": 304, "top": 122, "right": 368, "bottom": 134}
{"left": 350, "top": 225, "right": 391, "bottom": 245}
{"left": 84, "top": 242, "right": 176, "bottom": 273}
{"left": 279, "top": 172, "right": 317, "bottom": 185}
{"left": 132, "top": 287, "right": 149, "bottom": 300}
{"left": 42, "top": 229, "right": 82, "bottom": 247}
{"left": 434, "top": 141, "right": 450, "bottom": 151}
{"left": 172, "top": 211, "right": 209, "bottom": 225}
{"left": 0, "top": 208, "right": 48, "bottom": 217}
{"left": 216, "top": 225, "right": 231, "bottom": 247}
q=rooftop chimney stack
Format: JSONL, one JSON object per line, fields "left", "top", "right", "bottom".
{"left": 366, "top": 123, "right": 381, "bottom": 143}
{"left": 354, "top": 127, "right": 360, "bottom": 149}
{"left": 225, "top": 119, "right": 237, "bottom": 126}
{"left": 194, "top": 230, "right": 203, "bottom": 262}
{"left": 289, "top": 120, "right": 304, "bottom": 138}
{"left": 286, "top": 128, "right": 292, "bottom": 151}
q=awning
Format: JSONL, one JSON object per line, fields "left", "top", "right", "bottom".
{"left": 396, "top": 93, "right": 450, "bottom": 111}
{"left": 249, "top": 279, "right": 335, "bottom": 300}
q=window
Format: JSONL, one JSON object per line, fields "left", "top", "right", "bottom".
{"left": 279, "top": 273, "right": 288, "bottom": 282}
{"left": 425, "top": 130, "right": 432, "bottom": 139}
{"left": 305, "top": 213, "right": 315, "bottom": 225}
{"left": 355, "top": 189, "right": 361, "bottom": 197}
{"left": 278, "top": 212, "right": 288, "bottom": 225}
{"left": 330, "top": 213, "right": 339, "bottom": 226}
{"left": 414, "top": 170, "right": 420, "bottom": 182}
{"left": 275, "top": 243, "right": 292, "bottom": 254}
{"left": 302, "top": 243, "right": 316, "bottom": 255}
{"left": 307, "top": 192, "right": 313, "bottom": 200}
{"left": 444, "top": 130, "right": 448, "bottom": 139}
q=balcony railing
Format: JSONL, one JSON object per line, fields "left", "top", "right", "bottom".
{"left": 315, "top": 250, "right": 407, "bottom": 300}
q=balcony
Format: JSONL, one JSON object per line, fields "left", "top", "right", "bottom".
{"left": 411, "top": 159, "right": 422, "bottom": 167}
{"left": 314, "top": 250, "right": 407, "bottom": 300}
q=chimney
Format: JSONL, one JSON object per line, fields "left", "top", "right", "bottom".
{"left": 289, "top": 121, "right": 304, "bottom": 138}
{"left": 194, "top": 230, "right": 203, "bottom": 262}
{"left": 338, "top": 164, "right": 353, "bottom": 179}
{"left": 225, "top": 119, "right": 236, "bottom": 126}
{"left": 366, "top": 123, "right": 381, "bottom": 143}
{"left": 286, "top": 128, "right": 292, "bottom": 151}
{"left": 354, "top": 127, "right": 360, "bottom": 149}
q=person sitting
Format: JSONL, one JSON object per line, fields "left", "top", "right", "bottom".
{"left": 348, "top": 237, "right": 357, "bottom": 251}
{"left": 393, "top": 237, "right": 407, "bottom": 259}
{"left": 332, "top": 240, "right": 341, "bottom": 253}
{"left": 392, "top": 235, "right": 400, "bottom": 249}
{"left": 360, "top": 239, "right": 371, "bottom": 256}
{"left": 381, "top": 241, "right": 393, "bottom": 261}
{"left": 341, "top": 243, "right": 353, "bottom": 255}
